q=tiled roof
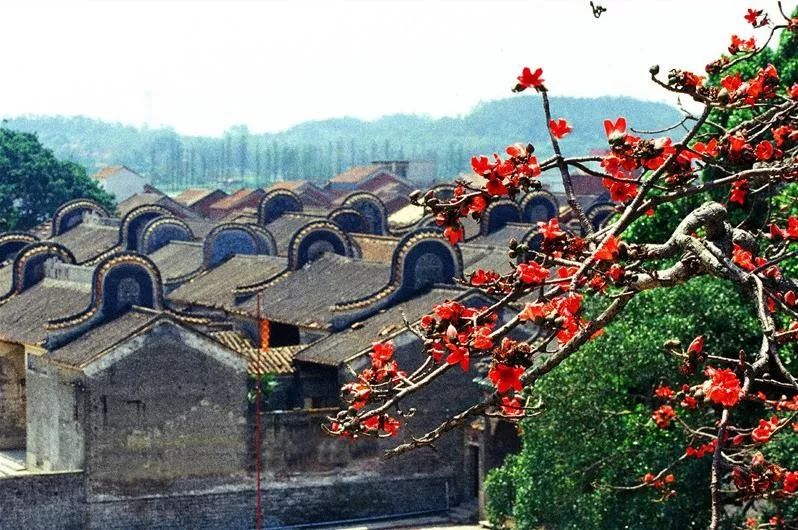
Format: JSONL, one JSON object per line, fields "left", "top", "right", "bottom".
{"left": 167, "top": 254, "right": 287, "bottom": 312}
{"left": 210, "top": 330, "right": 297, "bottom": 374}
{"left": 221, "top": 208, "right": 259, "bottom": 225}
{"left": 209, "top": 188, "right": 265, "bottom": 211}
{"left": 0, "top": 279, "right": 92, "bottom": 345}
{"left": 117, "top": 192, "right": 198, "bottom": 219}
{"left": 294, "top": 286, "right": 462, "bottom": 366}
{"left": 174, "top": 188, "right": 222, "bottom": 206}
{"left": 91, "top": 165, "right": 129, "bottom": 181}
{"left": 47, "top": 309, "right": 157, "bottom": 368}
{"left": 329, "top": 164, "right": 384, "bottom": 185}
{"left": 265, "top": 213, "right": 322, "bottom": 255}
{"left": 470, "top": 222, "right": 535, "bottom": 247}
{"left": 0, "top": 265, "right": 12, "bottom": 296}
{"left": 461, "top": 244, "right": 516, "bottom": 276}
{"left": 350, "top": 234, "right": 399, "bottom": 263}
{"left": 388, "top": 203, "right": 425, "bottom": 229}
{"left": 237, "top": 253, "right": 391, "bottom": 329}
{"left": 49, "top": 224, "right": 119, "bottom": 263}
{"left": 148, "top": 241, "right": 203, "bottom": 282}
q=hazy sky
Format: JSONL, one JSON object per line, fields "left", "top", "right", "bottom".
{"left": 0, "top": 0, "right": 784, "bottom": 136}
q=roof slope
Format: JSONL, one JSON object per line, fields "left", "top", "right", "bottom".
{"left": 0, "top": 280, "right": 92, "bottom": 345}
{"left": 167, "top": 254, "right": 287, "bottom": 311}
{"left": 49, "top": 224, "right": 119, "bottom": 263}
{"left": 329, "top": 164, "right": 384, "bottom": 185}
{"left": 265, "top": 213, "right": 323, "bottom": 255}
{"left": 174, "top": 188, "right": 223, "bottom": 206}
{"left": 47, "top": 309, "right": 157, "bottom": 368}
{"left": 148, "top": 240, "right": 203, "bottom": 282}
{"left": 237, "top": 253, "right": 391, "bottom": 329}
{"left": 294, "top": 286, "right": 462, "bottom": 366}
{"left": 210, "top": 329, "right": 297, "bottom": 374}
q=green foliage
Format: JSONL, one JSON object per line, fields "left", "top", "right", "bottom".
{"left": 0, "top": 127, "right": 114, "bottom": 231}
{"left": 247, "top": 373, "right": 280, "bottom": 402}
{"left": 485, "top": 278, "right": 760, "bottom": 529}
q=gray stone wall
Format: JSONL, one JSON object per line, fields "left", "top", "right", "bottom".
{"left": 0, "top": 471, "right": 452, "bottom": 529}
{"left": 84, "top": 324, "right": 250, "bottom": 497}
{"left": 0, "top": 472, "right": 85, "bottom": 530}
{"left": 0, "top": 343, "right": 25, "bottom": 449}
{"left": 25, "top": 361, "right": 85, "bottom": 471}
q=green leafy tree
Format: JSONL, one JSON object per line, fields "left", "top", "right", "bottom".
{"left": 0, "top": 127, "right": 114, "bottom": 231}
{"left": 484, "top": 15, "right": 798, "bottom": 529}
{"left": 485, "top": 279, "right": 760, "bottom": 529}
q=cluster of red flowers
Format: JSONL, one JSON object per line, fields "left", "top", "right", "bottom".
{"left": 642, "top": 472, "right": 676, "bottom": 499}
{"left": 703, "top": 367, "right": 742, "bottom": 408}
{"left": 652, "top": 404, "right": 677, "bottom": 428}
{"left": 420, "top": 300, "right": 496, "bottom": 371}
{"left": 729, "top": 34, "right": 757, "bottom": 54}
{"left": 519, "top": 292, "right": 586, "bottom": 344}
{"left": 733, "top": 453, "right": 798, "bottom": 499}
{"left": 686, "top": 440, "right": 716, "bottom": 458}
{"left": 600, "top": 117, "right": 677, "bottom": 203}
{"left": 751, "top": 416, "right": 780, "bottom": 444}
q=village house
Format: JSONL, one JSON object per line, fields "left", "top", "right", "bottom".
{"left": 0, "top": 165, "right": 613, "bottom": 528}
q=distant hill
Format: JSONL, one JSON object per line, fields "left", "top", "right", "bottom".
{"left": 3, "top": 95, "right": 681, "bottom": 192}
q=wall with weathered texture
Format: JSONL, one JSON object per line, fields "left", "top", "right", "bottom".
{"left": 0, "top": 342, "right": 25, "bottom": 449}
{"left": 0, "top": 470, "right": 452, "bottom": 529}
{"left": 84, "top": 323, "right": 250, "bottom": 497}
{"left": 0, "top": 472, "right": 85, "bottom": 529}
{"left": 25, "top": 360, "right": 85, "bottom": 471}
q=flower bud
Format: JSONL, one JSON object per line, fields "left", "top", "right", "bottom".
{"left": 649, "top": 64, "right": 660, "bottom": 76}
{"left": 446, "top": 324, "right": 458, "bottom": 340}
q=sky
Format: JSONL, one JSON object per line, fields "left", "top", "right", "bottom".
{"left": 0, "top": 0, "right": 785, "bottom": 136}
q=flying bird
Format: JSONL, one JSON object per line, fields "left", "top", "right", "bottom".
{"left": 590, "top": 1, "right": 607, "bottom": 18}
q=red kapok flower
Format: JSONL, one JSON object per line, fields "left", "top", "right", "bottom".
{"left": 538, "top": 218, "right": 565, "bottom": 241}
{"left": 654, "top": 385, "right": 676, "bottom": 399}
{"left": 471, "top": 325, "right": 494, "bottom": 350}
{"left": 516, "top": 261, "right": 550, "bottom": 285}
{"left": 783, "top": 471, "right": 798, "bottom": 493}
{"left": 751, "top": 417, "right": 779, "bottom": 443}
{"left": 445, "top": 342, "right": 470, "bottom": 371}
{"left": 515, "top": 67, "right": 545, "bottom": 92}
{"left": 603, "top": 117, "right": 627, "bottom": 141}
{"left": 729, "top": 179, "right": 749, "bottom": 205}
{"left": 745, "top": 8, "right": 762, "bottom": 25}
{"left": 370, "top": 341, "right": 394, "bottom": 368}
{"left": 652, "top": 405, "right": 676, "bottom": 428}
{"left": 755, "top": 140, "right": 774, "bottom": 161}
{"left": 500, "top": 396, "right": 525, "bottom": 417}
{"left": 549, "top": 118, "right": 572, "bottom": 139}
{"left": 703, "top": 367, "right": 742, "bottom": 407}
{"left": 444, "top": 225, "right": 464, "bottom": 246}
{"left": 489, "top": 363, "right": 525, "bottom": 394}
{"left": 594, "top": 235, "right": 620, "bottom": 261}
{"left": 687, "top": 336, "right": 704, "bottom": 355}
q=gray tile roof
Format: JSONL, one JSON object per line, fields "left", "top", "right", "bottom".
{"left": 167, "top": 254, "right": 287, "bottom": 311}
{"left": 0, "top": 279, "right": 92, "bottom": 345}
{"left": 469, "top": 222, "right": 536, "bottom": 248}
{"left": 265, "top": 213, "right": 325, "bottom": 255}
{"left": 461, "top": 244, "right": 516, "bottom": 276}
{"left": 47, "top": 309, "right": 158, "bottom": 368}
{"left": 294, "top": 286, "right": 463, "bottom": 366}
{"left": 148, "top": 241, "right": 203, "bottom": 282}
{"left": 238, "top": 253, "right": 391, "bottom": 329}
{"left": 49, "top": 224, "right": 119, "bottom": 263}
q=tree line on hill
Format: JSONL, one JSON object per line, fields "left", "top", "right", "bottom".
{"left": 3, "top": 96, "right": 680, "bottom": 191}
